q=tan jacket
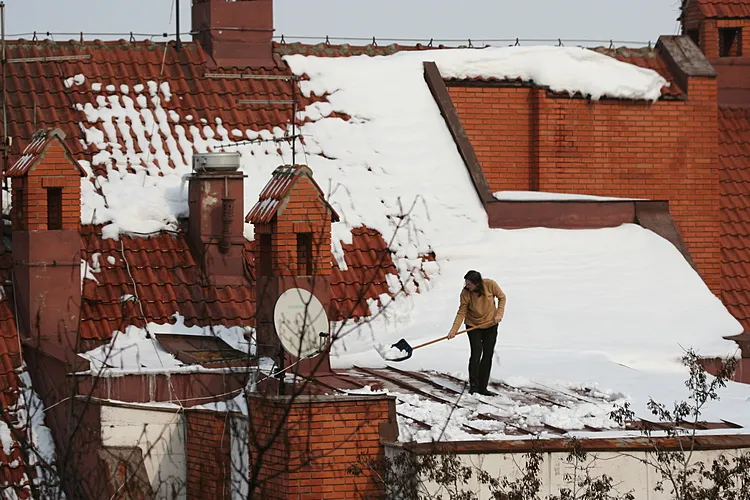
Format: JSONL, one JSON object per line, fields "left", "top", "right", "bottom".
{"left": 451, "top": 278, "right": 507, "bottom": 331}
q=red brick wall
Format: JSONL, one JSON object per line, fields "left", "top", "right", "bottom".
{"left": 448, "top": 79, "right": 721, "bottom": 293}
{"left": 186, "top": 410, "right": 232, "bottom": 500}
{"left": 248, "top": 395, "right": 394, "bottom": 499}
{"left": 682, "top": 0, "right": 750, "bottom": 60}
{"left": 682, "top": 0, "right": 706, "bottom": 51}
{"left": 11, "top": 140, "right": 81, "bottom": 231}
{"left": 272, "top": 175, "right": 333, "bottom": 276}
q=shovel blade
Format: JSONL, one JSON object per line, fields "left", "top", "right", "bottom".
{"left": 377, "top": 338, "right": 413, "bottom": 362}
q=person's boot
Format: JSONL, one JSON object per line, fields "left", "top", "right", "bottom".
{"left": 468, "top": 383, "right": 477, "bottom": 394}
{"left": 477, "top": 388, "right": 496, "bottom": 396}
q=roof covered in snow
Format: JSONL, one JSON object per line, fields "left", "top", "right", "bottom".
{"left": 0, "top": 34, "right": 748, "bottom": 450}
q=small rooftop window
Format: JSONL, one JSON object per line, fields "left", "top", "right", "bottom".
{"left": 719, "top": 27, "right": 742, "bottom": 57}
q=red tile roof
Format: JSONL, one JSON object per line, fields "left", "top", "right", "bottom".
{"left": 0, "top": 387, "right": 33, "bottom": 499}
{"left": 719, "top": 106, "right": 750, "bottom": 331}
{"left": 246, "top": 164, "right": 340, "bottom": 224}
{"left": 79, "top": 224, "right": 399, "bottom": 344}
{"left": 330, "top": 227, "right": 399, "bottom": 320}
{"left": 79, "top": 226, "right": 255, "bottom": 342}
{"left": 6, "top": 127, "right": 86, "bottom": 178}
{"left": 2, "top": 39, "right": 339, "bottom": 170}
{"left": 0, "top": 259, "right": 34, "bottom": 498}
{"left": 695, "top": 0, "right": 750, "bottom": 18}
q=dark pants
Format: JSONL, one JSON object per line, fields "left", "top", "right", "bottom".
{"left": 467, "top": 324, "right": 498, "bottom": 391}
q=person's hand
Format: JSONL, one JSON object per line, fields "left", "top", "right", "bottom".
{"left": 494, "top": 313, "right": 503, "bottom": 324}
{"left": 447, "top": 328, "right": 458, "bottom": 339}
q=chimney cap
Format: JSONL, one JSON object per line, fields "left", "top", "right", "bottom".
{"left": 192, "top": 151, "right": 242, "bottom": 173}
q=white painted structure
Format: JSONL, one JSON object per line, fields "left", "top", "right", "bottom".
{"left": 386, "top": 445, "right": 750, "bottom": 499}
{"left": 100, "top": 404, "right": 187, "bottom": 499}
{"left": 98, "top": 403, "right": 251, "bottom": 499}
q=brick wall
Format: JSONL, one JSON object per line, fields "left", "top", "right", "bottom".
{"left": 682, "top": 1, "right": 706, "bottom": 51}
{"left": 682, "top": 1, "right": 750, "bottom": 60}
{"left": 247, "top": 395, "right": 395, "bottom": 500}
{"left": 11, "top": 140, "right": 81, "bottom": 231}
{"left": 272, "top": 175, "right": 333, "bottom": 276}
{"left": 185, "top": 410, "right": 232, "bottom": 499}
{"left": 448, "top": 79, "right": 721, "bottom": 293}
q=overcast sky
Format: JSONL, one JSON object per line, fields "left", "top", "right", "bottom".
{"left": 5, "top": 0, "right": 682, "bottom": 47}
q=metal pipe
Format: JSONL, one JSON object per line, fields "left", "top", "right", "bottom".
{"left": 1, "top": 2, "right": 7, "bottom": 251}
{"left": 291, "top": 77, "right": 296, "bottom": 164}
{"left": 175, "top": 0, "right": 181, "bottom": 51}
{"left": 219, "top": 197, "right": 234, "bottom": 254}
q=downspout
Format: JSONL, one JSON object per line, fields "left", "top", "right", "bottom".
{"left": 219, "top": 177, "right": 234, "bottom": 254}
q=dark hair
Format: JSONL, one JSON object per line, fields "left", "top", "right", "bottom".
{"left": 464, "top": 270, "right": 484, "bottom": 294}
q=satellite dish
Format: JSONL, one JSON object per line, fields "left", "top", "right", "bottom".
{"left": 273, "top": 288, "right": 330, "bottom": 359}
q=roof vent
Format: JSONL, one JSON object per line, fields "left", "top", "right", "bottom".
{"left": 192, "top": 152, "right": 241, "bottom": 173}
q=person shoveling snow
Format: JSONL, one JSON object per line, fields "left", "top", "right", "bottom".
{"left": 376, "top": 269, "right": 506, "bottom": 397}
{"left": 447, "top": 270, "right": 507, "bottom": 396}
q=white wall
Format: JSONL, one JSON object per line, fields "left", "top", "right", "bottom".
{"left": 389, "top": 446, "right": 750, "bottom": 499}
{"left": 100, "top": 405, "right": 187, "bottom": 500}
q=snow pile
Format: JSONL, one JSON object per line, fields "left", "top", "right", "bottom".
{"left": 81, "top": 312, "right": 255, "bottom": 375}
{"left": 494, "top": 190, "right": 643, "bottom": 201}
{"left": 432, "top": 46, "right": 668, "bottom": 101}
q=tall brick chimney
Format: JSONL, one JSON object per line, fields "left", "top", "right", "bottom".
{"left": 187, "top": 152, "right": 248, "bottom": 286}
{"left": 8, "top": 128, "right": 85, "bottom": 365}
{"left": 246, "top": 165, "right": 340, "bottom": 390}
{"left": 191, "top": 0, "right": 278, "bottom": 69}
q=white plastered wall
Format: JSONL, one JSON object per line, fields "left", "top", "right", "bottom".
{"left": 389, "top": 446, "right": 750, "bottom": 499}
{"left": 100, "top": 405, "right": 187, "bottom": 499}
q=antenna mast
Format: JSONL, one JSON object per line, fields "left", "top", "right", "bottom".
{"left": 291, "top": 76, "right": 296, "bottom": 165}
{"left": 1, "top": 2, "right": 7, "bottom": 252}
{"left": 175, "top": 0, "right": 181, "bottom": 51}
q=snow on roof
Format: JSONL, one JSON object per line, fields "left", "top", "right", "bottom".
{"left": 329, "top": 224, "right": 750, "bottom": 440}
{"left": 73, "top": 45, "right": 665, "bottom": 242}
{"left": 429, "top": 46, "right": 669, "bottom": 100}
{"left": 80, "top": 313, "right": 255, "bottom": 375}
{"left": 64, "top": 46, "right": 750, "bottom": 439}
{"left": 493, "top": 190, "right": 644, "bottom": 201}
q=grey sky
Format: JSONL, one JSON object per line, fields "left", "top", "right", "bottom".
{"left": 5, "top": 0, "right": 682, "bottom": 47}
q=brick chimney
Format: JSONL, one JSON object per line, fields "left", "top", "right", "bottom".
{"left": 246, "top": 165, "right": 340, "bottom": 389}
{"left": 187, "top": 152, "right": 248, "bottom": 286}
{"left": 192, "top": 0, "right": 278, "bottom": 69}
{"left": 8, "top": 128, "right": 85, "bottom": 365}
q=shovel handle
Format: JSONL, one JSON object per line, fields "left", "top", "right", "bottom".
{"left": 412, "top": 326, "right": 480, "bottom": 351}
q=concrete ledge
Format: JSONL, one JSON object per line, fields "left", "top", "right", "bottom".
{"left": 390, "top": 433, "right": 750, "bottom": 454}
{"left": 486, "top": 199, "right": 637, "bottom": 229}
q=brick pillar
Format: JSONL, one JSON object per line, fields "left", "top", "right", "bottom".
{"left": 186, "top": 410, "right": 232, "bottom": 499}
{"left": 247, "top": 394, "right": 398, "bottom": 499}
{"left": 248, "top": 165, "right": 340, "bottom": 387}
{"left": 9, "top": 128, "right": 86, "bottom": 366}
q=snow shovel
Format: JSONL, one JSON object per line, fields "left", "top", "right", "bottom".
{"left": 379, "top": 326, "right": 480, "bottom": 362}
